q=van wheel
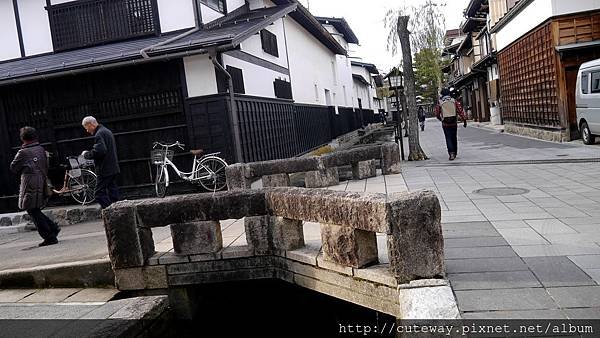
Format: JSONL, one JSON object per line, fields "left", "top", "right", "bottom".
{"left": 581, "top": 122, "right": 595, "bottom": 145}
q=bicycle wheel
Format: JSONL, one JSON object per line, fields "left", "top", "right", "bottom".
{"left": 155, "top": 165, "right": 168, "bottom": 198}
{"left": 198, "top": 157, "right": 228, "bottom": 192}
{"left": 69, "top": 169, "right": 97, "bottom": 205}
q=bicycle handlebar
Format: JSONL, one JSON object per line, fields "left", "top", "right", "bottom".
{"left": 153, "top": 141, "right": 185, "bottom": 150}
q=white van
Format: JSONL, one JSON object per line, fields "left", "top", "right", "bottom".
{"left": 576, "top": 58, "right": 600, "bottom": 145}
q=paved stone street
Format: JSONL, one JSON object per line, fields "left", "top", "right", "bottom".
{"left": 399, "top": 121, "right": 600, "bottom": 319}
{"left": 1, "top": 121, "right": 600, "bottom": 319}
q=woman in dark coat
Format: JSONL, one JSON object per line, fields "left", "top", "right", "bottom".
{"left": 10, "top": 127, "right": 60, "bottom": 246}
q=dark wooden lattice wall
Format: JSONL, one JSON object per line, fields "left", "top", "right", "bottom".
{"left": 497, "top": 23, "right": 560, "bottom": 128}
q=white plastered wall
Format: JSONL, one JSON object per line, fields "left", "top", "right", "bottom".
{"left": 240, "top": 18, "right": 288, "bottom": 69}
{"left": 0, "top": 1, "right": 21, "bottom": 61}
{"left": 18, "top": 0, "right": 53, "bottom": 56}
{"left": 222, "top": 53, "right": 290, "bottom": 98}
{"left": 184, "top": 54, "right": 218, "bottom": 98}
{"left": 284, "top": 16, "right": 337, "bottom": 106}
{"left": 157, "top": 0, "right": 195, "bottom": 33}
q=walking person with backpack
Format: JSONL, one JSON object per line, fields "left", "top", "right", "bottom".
{"left": 10, "top": 127, "right": 61, "bottom": 246}
{"left": 435, "top": 88, "right": 467, "bottom": 161}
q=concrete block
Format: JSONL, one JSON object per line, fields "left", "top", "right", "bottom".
{"left": 380, "top": 142, "right": 401, "bottom": 175}
{"left": 244, "top": 216, "right": 273, "bottom": 255}
{"left": 11, "top": 215, "right": 21, "bottom": 225}
{"left": 102, "top": 205, "right": 144, "bottom": 269}
{"left": 320, "top": 223, "right": 378, "bottom": 269}
{"left": 0, "top": 217, "right": 11, "bottom": 227}
{"left": 272, "top": 217, "right": 304, "bottom": 251}
{"left": 170, "top": 221, "right": 223, "bottom": 256}
{"left": 83, "top": 207, "right": 101, "bottom": 221}
{"left": 137, "top": 226, "right": 155, "bottom": 263}
{"left": 386, "top": 190, "right": 444, "bottom": 283}
{"left": 351, "top": 160, "right": 377, "bottom": 180}
{"left": 114, "top": 266, "right": 167, "bottom": 290}
{"left": 398, "top": 285, "right": 460, "bottom": 319}
{"left": 225, "top": 163, "right": 251, "bottom": 190}
{"left": 262, "top": 173, "right": 290, "bottom": 187}
{"left": 305, "top": 168, "right": 339, "bottom": 188}
{"left": 66, "top": 208, "right": 83, "bottom": 224}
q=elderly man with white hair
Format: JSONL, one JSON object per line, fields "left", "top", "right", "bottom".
{"left": 82, "top": 116, "right": 120, "bottom": 209}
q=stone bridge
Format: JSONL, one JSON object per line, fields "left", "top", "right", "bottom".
{"left": 103, "top": 187, "right": 459, "bottom": 320}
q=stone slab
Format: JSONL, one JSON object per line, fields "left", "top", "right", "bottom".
{"left": 19, "top": 289, "right": 81, "bottom": 303}
{"left": 523, "top": 257, "right": 596, "bottom": 287}
{"left": 463, "top": 309, "right": 567, "bottom": 319}
{"left": 448, "top": 271, "right": 541, "bottom": 290}
{"left": 444, "top": 246, "right": 517, "bottom": 259}
{"left": 547, "top": 286, "right": 600, "bottom": 308}
{"left": 352, "top": 265, "right": 397, "bottom": 287}
{"left": 563, "top": 307, "right": 600, "bottom": 319}
{"left": 265, "top": 187, "right": 390, "bottom": 233}
{"left": 454, "top": 288, "right": 557, "bottom": 312}
{"left": 513, "top": 244, "right": 600, "bottom": 257}
{"left": 316, "top": 254, "right": 354, "bottom": 276}
{"left": 568, "top": 255, "right": 600, "bottom": 269}
{"left": 222, "top": 245, "right": 254, "bottom": 259}
{"left": 445, "top": 257, "right": 529, "bottom": 274}
{"left": 497, "top": 228, "right": 550, "bottom": 246}
{"left": 0, "top": 289, "right": 36, "bottom": 303}
{"left": 444, "top": 236, "right": 508, "bottom": 248}
{"left": 286, "top": 247, "right": 319, "bottom": 266}
{"left": 63, "top": 288, "right": 119, "bottom": 303}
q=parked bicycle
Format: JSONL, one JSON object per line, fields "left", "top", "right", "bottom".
{"left": 151, "top": 141, "right": 228, "bottom": 197}
{"left": 52, "top": 155, "right": 98, "bottom": 205}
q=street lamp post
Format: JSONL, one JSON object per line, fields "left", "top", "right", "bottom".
{"left": 388, "top": 77, "right": 405, "bottom": 161}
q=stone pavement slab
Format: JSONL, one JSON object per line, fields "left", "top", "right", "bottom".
{"left": 463, "top": 309, "right": 567, "bottom": 319}
{"left": 63, "top": 288, "right": 119, "bottom": 303}
{"left": 444, "top": 236, "right": 508, "bottom": 248}
{"left": 19, "top": 288, "right": 81, "bottom": 303}
{"left": 0, "top": 289, "right": 36, "bottom": 303}
{"left": 448, "top": 271, "right": 541, "bottom": 290}
{"left": 445, "top": 246, "right": 518, "bottom": 259}
{"left": 523, "top": 257, "right": 596, "bottom": 287}
{"left": 445, "top": 257, "right": 529, "bottom": 274}
{"left": 547, "top": 286, "right": 600, "bottom": 308}
{"left": 454, "top": 288, "right": 557, "bottom": 312}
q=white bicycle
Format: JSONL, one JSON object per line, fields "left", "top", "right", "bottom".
{"left": 151, "top": 141, "right": 228, "bottom": 198}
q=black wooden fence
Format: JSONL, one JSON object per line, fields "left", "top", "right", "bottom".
{"left": 186, "top": 94, "right": 367, "bottom": 163}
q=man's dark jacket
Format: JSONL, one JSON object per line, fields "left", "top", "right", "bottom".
{"left": 87, "top": 125, "right": 120, "bottom": 177}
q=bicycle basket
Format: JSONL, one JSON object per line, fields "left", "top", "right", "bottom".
{"left": 151, "top": 149, "right": 174, "bottom": 165}
{"left": 77, "top": 155, "right": 95, "bottom": 168}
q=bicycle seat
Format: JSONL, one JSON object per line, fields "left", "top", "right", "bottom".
{"left": 190, "top": 149, "right": 204, "bottom": 156}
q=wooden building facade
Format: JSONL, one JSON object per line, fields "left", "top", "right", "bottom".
{"left": 496, "top": 5, "right": 600, "bottom": 141}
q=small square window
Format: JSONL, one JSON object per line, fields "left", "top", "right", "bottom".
{"left": 582, "top": 74, "right": 589, "bottom": 94}
{"left": 591, "top": 72, "right": 600, "bottom": 94}
{"left": 260, "top": 30, "right": 279, "bottom": 57}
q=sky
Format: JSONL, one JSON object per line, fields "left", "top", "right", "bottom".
{"left": 296, "top": 0, "right": 470, "bottom": 73}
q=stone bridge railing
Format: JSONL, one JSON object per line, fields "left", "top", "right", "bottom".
{"left": 225, "top": 142, "right": 401, "bottom": 189}
{"left": 103, "top": 187, "right": 444, "bottom": 285}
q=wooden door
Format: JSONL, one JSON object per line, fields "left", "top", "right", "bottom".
{"left": 565, "top": 66, "right": 579, "bottom": 139}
